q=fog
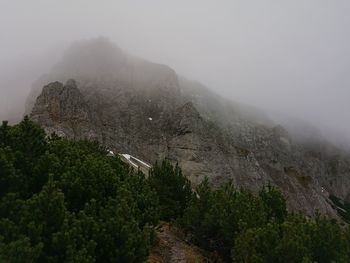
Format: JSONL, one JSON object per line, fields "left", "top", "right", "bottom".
{"left": 1, "top": 1, "right": 350, "bottom": 145}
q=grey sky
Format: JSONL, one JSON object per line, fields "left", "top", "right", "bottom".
{"left": 1, "top": 0, "right": 350, "bottom": 142}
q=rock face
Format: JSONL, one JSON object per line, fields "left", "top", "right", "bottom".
{"left": 31, "top": 80, "right": 101, "bottom": 139}
{"left": 29, "top": 38, "right": 350, "bottom": 218}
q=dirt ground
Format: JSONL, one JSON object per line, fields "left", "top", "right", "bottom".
{"left": 147, "top": 222, "right": 208, "bottom": 263}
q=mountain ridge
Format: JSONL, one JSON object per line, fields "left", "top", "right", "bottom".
{"left": 28, "top": 38, "right": 350, "bottom": 220}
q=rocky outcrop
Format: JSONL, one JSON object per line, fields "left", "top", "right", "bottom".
{"left": 30, "top": 80, "right": 102, "bottom": 140}
{"left": 28, "top": 38, "right": 350, "bottom": 219}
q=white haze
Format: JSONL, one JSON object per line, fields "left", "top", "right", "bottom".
{"left": 1, "top": 0, "right": 350, "bottom": 146}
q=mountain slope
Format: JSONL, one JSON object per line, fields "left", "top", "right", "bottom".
{"left": 28, "top": 38, "right": 350, "bottom": 219}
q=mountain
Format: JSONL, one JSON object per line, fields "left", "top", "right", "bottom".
{"left": 28, "top": 37, "right": 350, "bottom": 219}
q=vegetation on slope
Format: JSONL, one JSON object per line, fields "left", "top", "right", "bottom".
{"left": 0, "top": 117, "right": 159, "bottom": 262}
{"left": 0, "top": 117, "right": 350, "bottom": 262}
{"left": 179, "top": 181, "right": 350, "bottom": 262}
{"left": 329, "top": 194, "right": 350, "bottom": 223}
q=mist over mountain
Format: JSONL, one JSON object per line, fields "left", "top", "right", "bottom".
{"left": 2, "top": 1, "right": 350, "bottom": 149}
{"left": 1, "top": 0, "right": 350, "bottom": 219}
{"left": 19, "top": 38, "right": 350, "bottom": 222}
{"left": 0, "top": 47, "right": 64, "bottom": 124}
{"left": 2, "top": 2, "right": 350, "bottom": 260}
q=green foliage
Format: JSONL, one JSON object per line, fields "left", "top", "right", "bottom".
{"left": 149, "top": 160, "right": 192, "bottom": 220}
{"left": 233, "top": 212, "right": 350, "bottom": 263}
{"left": 0, "top": 118, "right": 160, "bottom": 262}
{"left": 259, "top": 184, "right": 287, "bottom": 223}
{"left": 329, "top": 194, "right": 350, "bottom": 223}
{"left": 180, "top": 180, "right": 268, "bottom": 260}
{"left": 1, "top": 118, "right": 350, "bottom": 263}
{"left": 180, "top": 181, "right": 350, "bottom": 263}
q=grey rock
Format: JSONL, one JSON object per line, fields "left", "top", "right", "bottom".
{"left": 28, "top": 38, "right": 350, "bottom": 219}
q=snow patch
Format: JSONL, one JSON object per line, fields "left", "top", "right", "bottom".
{"left": 107, "top": 150, "right": 115, "bottom": 156}
{"left": 120, "top": 154, "right": 138, "bottom": 168}
{"left": 121, "top": 153, "right": 151, "bottom": 169}
{"left": 120, "top": 153, "right": 151, "bottom": 169}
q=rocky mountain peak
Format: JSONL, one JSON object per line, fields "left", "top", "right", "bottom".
{"left": 53, "top": 37, "right": 126, "bottom": 77}
{"left": 31, "top": 79, "right": 87, "bottom": 121}
{"left": 30, "top": 80, "right": 99, "bottom": 140}
{"left": 26, "top": 38, "right": 180, "bottom": 116}
{"left": 28, "top": 39, "right": 350, "bottom": 221}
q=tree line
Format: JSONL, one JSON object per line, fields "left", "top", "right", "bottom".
{"left": 0, "top": 117, "right": 350, "bottom": 262}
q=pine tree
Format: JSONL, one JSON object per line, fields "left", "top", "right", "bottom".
{"left": 149, "top": 160, "right": 192, "bottom": 220}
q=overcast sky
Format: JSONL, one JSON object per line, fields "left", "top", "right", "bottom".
{"left": 1, "top": 0, "right": 350, "bottom": 142}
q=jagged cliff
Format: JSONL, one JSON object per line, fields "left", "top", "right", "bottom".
{"left": 28, "top": 38, "right": 350, "bottom": 218}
